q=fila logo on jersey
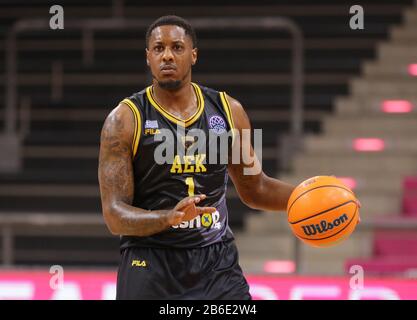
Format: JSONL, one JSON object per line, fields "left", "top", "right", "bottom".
{"left": 144, "top": 120, "right": 160, "bottom": 135}
{"left": 131, "top": 260, "right": 147, "bottom": 267}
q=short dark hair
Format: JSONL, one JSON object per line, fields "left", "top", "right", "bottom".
{"left": 146, "top": 15, "right": 197, "bottom": 48}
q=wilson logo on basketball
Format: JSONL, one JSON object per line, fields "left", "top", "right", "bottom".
{"left": 301, "top": 213, "right": 349, "bottom": 236}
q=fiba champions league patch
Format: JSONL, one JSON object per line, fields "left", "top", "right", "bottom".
{"left": 209, "top": 115, "right": 227, "bottom": 134}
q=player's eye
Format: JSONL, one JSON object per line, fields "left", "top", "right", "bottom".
{"left": 154, "top": 45, "right": 163, "bottom": 52}
{"left": 173, "top": 44, "right": 184, "bottom": 51}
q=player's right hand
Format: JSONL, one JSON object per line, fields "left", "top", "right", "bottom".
{"left": 167, "top": 195, "right": 217, "bottom": 226}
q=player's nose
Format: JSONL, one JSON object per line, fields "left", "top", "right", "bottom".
{"left": 162, "top": 47, "right": 174, "bottom": 61}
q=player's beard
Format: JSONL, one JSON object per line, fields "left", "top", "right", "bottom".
{"left": 154, "top": 67, "right": 191, "bottom": 91}
{"left": 158, "top": 79, "right": 182, "bottom": 90}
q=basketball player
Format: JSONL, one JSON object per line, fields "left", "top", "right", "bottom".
{"left": 98, "top": 15, "right": 296, "bottom": 300}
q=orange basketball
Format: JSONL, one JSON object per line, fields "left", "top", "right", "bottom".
{"left": 287, "top": 176, "right": 360, "bottom": 247}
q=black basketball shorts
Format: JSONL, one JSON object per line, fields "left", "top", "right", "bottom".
{"left": 116, "top": 240, "right": 251, "bottom": 300}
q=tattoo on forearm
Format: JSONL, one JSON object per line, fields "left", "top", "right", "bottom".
{"left": 99, "top": 110, "right": 134, "bottom": 205}
{"left": 98, "top": 107, "right": 170, "bottom": 236}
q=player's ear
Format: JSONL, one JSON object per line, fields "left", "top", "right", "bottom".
{"left": 145, "top": 48, "right": 150, "bottom": 66}
{"left": 191, "top": 47, "right": 198, "bottom": 66}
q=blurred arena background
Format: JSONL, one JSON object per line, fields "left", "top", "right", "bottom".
{"left": 0, "top": 0, "right": 417, "bottom": 300}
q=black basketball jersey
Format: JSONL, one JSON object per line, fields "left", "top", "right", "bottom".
{"left": 119, "top": 83, "right": 236, "bottom": 249}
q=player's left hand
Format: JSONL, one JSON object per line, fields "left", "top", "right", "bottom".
{"left": 176, "top": 195, "right": 217, "bottom": 222}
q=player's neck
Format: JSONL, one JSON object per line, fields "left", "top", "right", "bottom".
{"left": 152, "top": 81, "right": 197, "bottom": 117}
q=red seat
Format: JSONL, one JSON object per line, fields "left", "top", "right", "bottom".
{"left": 344, "top": 176, "right": 417, "bottom": 275}
{"left": 402, "top": 176, "right": 417, "bottom": 216}
{"left": 374, "top": 230, "right": 417, "bottom": 256}
{"left": 403, "top": 195, "right": 417, "bottom": 216}
{"left": 403, "top": 176, "right": 417, "bottom": 190}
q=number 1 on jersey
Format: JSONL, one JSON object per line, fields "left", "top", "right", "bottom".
{"left": 185, "top": 177, "right": 195, "bottom": 196}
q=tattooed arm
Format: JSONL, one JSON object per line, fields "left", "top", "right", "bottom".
{"left": 98, "top": 103, "right": 214, "bottom": 236}
{"left": 226, "top": 95, "right": 295, "bottom": 212}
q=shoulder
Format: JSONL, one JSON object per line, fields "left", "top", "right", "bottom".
{"left": 101, "top": 102, "right": 136, "bottom": 143}
{"left": 224, "top": 93, "right": 244, "bottom": 113}
{"left": 223, "top": 93, "right": 250, "bottom": 130}
{"left": 106, "top": 102, "right": 134, "bottom": 124}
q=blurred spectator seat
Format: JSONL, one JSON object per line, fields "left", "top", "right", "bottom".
{"left": 346, "top": 176, "right": 417, "bottom": 276}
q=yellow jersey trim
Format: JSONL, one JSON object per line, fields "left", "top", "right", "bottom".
{"left": 121, "top": 98, "right": 141, "bottom": 158}
{"left": 146, "top": 82, "right": 205, "bottom": 127}
{"left": 219, "top": 92, "right": 236, "bottom": 145}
